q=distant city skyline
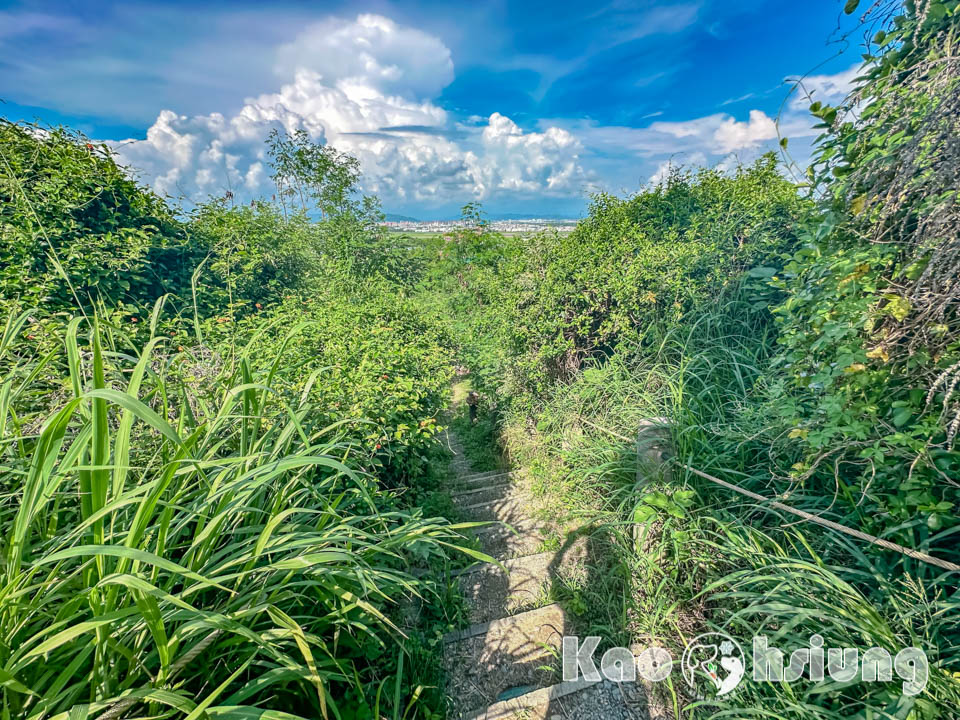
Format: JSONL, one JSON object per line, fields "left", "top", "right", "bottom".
{"left": 1, "top": 1, "right": 866, "bottom": 218}
{"left": 385, "top": 217, "right": 578, "bottom": 232}
{"left": 383, "top": 211, "right": 581, "bottom": 222}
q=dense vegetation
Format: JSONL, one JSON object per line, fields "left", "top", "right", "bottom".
{"left": 0, "top": 121, "right": 477, "bottom": 719}
{"left": 421, "top": 2, "right": 959, "bottom": 717}
{"left": 1, "top": 1, "right": 957, "bottom": 718}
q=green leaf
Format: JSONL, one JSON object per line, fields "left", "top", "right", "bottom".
{"left": 0, "top": 668, "right": 36, "bottom": 696}
{"left": 633, "top": 505, "right": 656, "bottom": 523}
{"left": 642, "top": 491, "right": 670, "bottom": 509}
{"left": 892, "top": 407, "right": 912, "bottom": 428}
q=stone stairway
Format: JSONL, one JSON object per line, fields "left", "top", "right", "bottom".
{"left": 442, "top": 432, "right": 667, "bottom": 720}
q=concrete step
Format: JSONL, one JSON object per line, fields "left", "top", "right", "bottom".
{"left": 444, "top": 603, "right": 568, "bottom": 715}
{"left": 463, "top": 677, "right": 662, "bottom": 720}
{"left": 473, "top": 519, "right": 552, "bottom": 559}
{"left": 459, "top": 488, "right": 529, "bottom": 523}
{"left": 451, "top": 470, "right": 517, "bottom": 489}
{"left": 458, "top": 543, "right": 588, "bottom": 623}
{"left": 461, "top": 678, "right": 595, "bottom": 720}
{"left": 460, "top": 469, "right": 514, "bottom": 481}
{"left": 453, "top": 482, "right": 513, "bottom": 507}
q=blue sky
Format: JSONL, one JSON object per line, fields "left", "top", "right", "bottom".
{"left": 0, "top": 1, "right": 866, "bottom": 218}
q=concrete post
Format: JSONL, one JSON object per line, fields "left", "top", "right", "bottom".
{"left": 633, "top": 417, "right": 674, "bottom": 553}
{"left": 635, "top": 417, "right": 673, "bottom": 487}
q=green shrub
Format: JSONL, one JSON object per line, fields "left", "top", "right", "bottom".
{"left": 0, "top": 120, "right": 192, "bottom": 312}
{"left": 488, "top": 155, "right": 808, "bottom": 405}
{"left": 187, "top": 200, "right": 321, "bottom": 312}
{"left": 762, "top": 0, "right": 960, "bottom": 553}
{"left": 200, "top": 282, "right": 456, "bottom": 491}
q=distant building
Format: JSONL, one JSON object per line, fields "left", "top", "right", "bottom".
{"left": 384, "top": 218, "right": 577, "bottom": 233}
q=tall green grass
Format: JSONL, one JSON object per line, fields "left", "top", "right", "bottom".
{"left": 663, "top": 303, "right": 960, "bottom": 717}
{"left": 696, "top": 522, "right": 960, "bottom": 718}
{"left": 0, "top": 306, "right": 474, "bottom": 719}
{"left": 500, "top": 297, "right": 960, "bottom": 716}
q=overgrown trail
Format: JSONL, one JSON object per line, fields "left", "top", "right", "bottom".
{"left": 440, "top": 430, "right": 669, "bottom": 719}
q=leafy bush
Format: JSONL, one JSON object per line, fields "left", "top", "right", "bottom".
{"left": 763, "top": 0, "right": 960, "bottom": 548}
{"left": 266, "top": 128, "right": 360, "bottom": 220}
{"left": 0, "top": 120, "right": 190, "bottom": 312}
{"left": 488, "top": 156, "right": 807, "bottom": 404}
{"left": 195, "top": 281, "right": 456, "bottom": 491}
{"left": 187, "top": 199, "right": 321, "bottom": 312}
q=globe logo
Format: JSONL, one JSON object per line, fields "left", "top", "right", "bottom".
{"left": 681, "top": 632, "right": 745, "bottom": 698}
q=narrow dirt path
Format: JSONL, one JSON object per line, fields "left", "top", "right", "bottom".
{"left": 442, "top": 429, "right": 668, "bottom": 719}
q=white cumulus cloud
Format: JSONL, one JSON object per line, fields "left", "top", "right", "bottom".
{"left": 550, "top": 63, "right": 862, "bottom": 194}
{"left": 108, "top": 13, "right": 862, "bottom": 211}
{"left": 275, "top": 14, "right": 454, "bottom": 99}
{"left": 112, "top": 14, "right": 587, "bottom": 210}
{"left": 712, "top": 109, "right": 778, "bottom": 153}
{"left": 650, "top": 109, "right": 778, "bottom": 154}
